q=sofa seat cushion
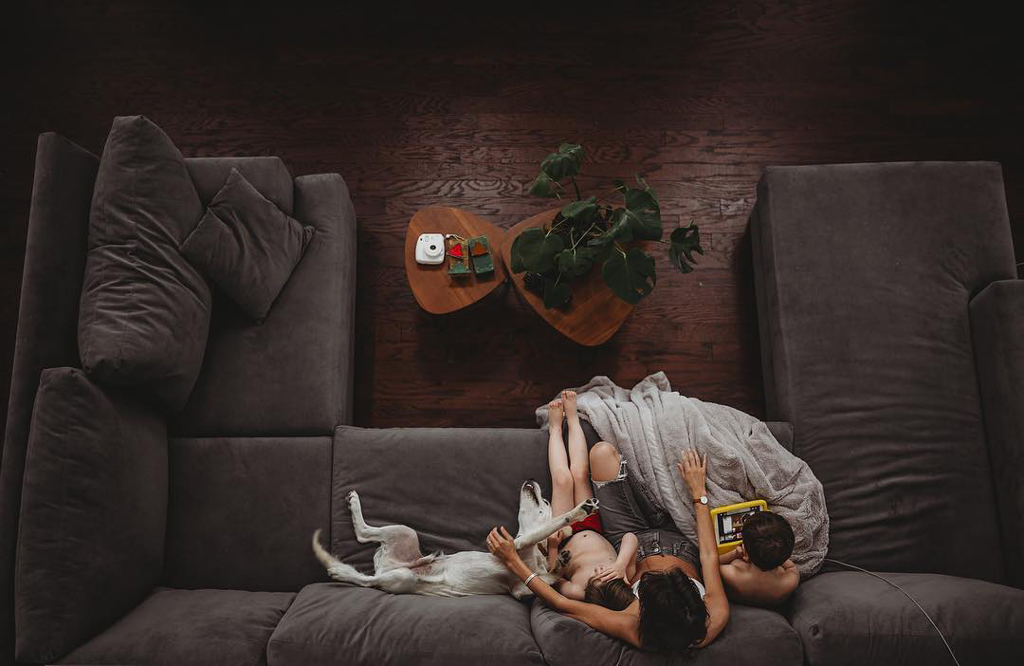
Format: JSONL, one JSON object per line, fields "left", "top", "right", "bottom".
{"left": 331, "top": 426, "right": 549, "bottom": 570}
{"left": 531, "top": 599, "right": 802, "bottom": 665}
{"left": 267, "top": 583, "right": 544, "bottom": 666}
{"left": 58, "top": 587, "right": 295, "bottom": 666}
{"left": 181, "top": 168, "right": 314, "bottom": 321}
{"left": 78, "top": 115, "right": 212, "bottom": 413}
{"left": 173, "top": 173, "right": 357, "bottom": 436}
{"left": 788, "top": 571, "right": 1024, "bottom": 666}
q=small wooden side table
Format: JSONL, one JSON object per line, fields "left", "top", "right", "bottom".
{"left": 405, "top": 207, "right": 507, "bottom": 314}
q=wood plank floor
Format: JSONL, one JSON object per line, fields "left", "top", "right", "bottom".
{"left": 3, "top": 1, "right": 1022, "bottom": 432}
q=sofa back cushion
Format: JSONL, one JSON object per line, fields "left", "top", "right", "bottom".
{"left": 163, "top": 436, "right": 332, "bottom": 591}
{"left": 751, "top": 161, "right": 1015, "bottom": 580}
{"left": 331, "top": 426, "right": 550, "bottom": 570}
{"left": 15, "top": 368, "right": 166, "bottom": 663}
{"left": 185, "top": 156, "right": 294, "bottom": 215}
{"left": 78, "top": 115, "right": 211, "bottom": 413}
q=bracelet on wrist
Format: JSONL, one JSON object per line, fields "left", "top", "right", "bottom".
{"left": 524, "top": 572, "right": 538, "bottom": 587}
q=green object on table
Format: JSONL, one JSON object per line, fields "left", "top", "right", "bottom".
{"left": 468, "top": 236, "right": 494, "bottom": 275}
{"left": 447, "top": 237, "right": 471, "bottom": 276}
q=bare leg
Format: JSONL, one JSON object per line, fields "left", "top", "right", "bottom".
{"left": 562, "top": 390, "right": 594, "bottom": 505}
{"left": 547, "top": 398, "right": 574, "bottom": 517}
{"left": 589, "top": 441, "right": 622, "bottom": 483}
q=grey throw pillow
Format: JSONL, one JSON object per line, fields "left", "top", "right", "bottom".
{"left": 78, "top": 115, "right": 212, "bottom": 413}
{"left": 181, "top": 168, "right": 314, "bottom": 321}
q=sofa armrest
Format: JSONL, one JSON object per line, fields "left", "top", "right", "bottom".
{"left": 970, "top": 279, "right": 1024, "bottom": 588}
{"left": 765, "top": 421, "right": 795, "bottom": 453}
{"left": 15, "top": 368, "right": 167, "bottom": 663}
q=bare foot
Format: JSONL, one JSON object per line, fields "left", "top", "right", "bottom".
{"left": 561, "top": 390, "right": 579, "bottom": 425}
{"left": 548, "top": 398, "right": 564, "bottom": 432}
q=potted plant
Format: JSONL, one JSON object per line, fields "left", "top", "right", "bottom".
{"left": 509, "top": 143, "right": 703, "bottom": 308}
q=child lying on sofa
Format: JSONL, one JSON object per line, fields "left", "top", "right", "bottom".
{"left": 718, "top": 512, "right": 801, "bottom": 606}
{"left": 545, "top": 391, "right": 638, "bottom": 610}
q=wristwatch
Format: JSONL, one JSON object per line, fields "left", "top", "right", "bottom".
{"left": 692, "top": 495, "right": 708, "bottom": 506}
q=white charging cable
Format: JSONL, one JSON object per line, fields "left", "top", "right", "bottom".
{"left": 822, "top": 558, "right": 960, "bottom": 666}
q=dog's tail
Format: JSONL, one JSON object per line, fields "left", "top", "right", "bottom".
{"left": 312, "top": 529, "right": 373, "bottom": 585}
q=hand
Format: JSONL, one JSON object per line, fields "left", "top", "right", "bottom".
{"left": 677, "top": 448, "right": 707, "bottom": 498}
{"left": 594, "top": 561, "right": 630, "bottom": 585}
{"left": 486, "top": 526, "right": 521, "bottom": 568}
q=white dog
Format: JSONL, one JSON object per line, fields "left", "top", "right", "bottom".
{"left": 312, "top": 481, "right": 597, "bottom": 599}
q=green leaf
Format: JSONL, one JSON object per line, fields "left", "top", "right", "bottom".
{"left": 540, "top": 143, "right": 585, "bottom": 181}
{"left": 529, "top": 172, "right": 557, "bottom": 198}
{"left": 560, "top": 196, "right": 598, "bottom": 222}
{"left": 602, "top": 247, "right": 657, "bottom": 304}
{"left": 555, "top": 246, "right": 598, "bottom": 277}
{"left": 618, "top": 179, "right": 663, "bottom": 241}
{"left": 513, "top": 227, "right": 565, "bottom": 274}
{"left": 587, "top": 208, "right": 633, "bottom": 246}
{"left": 668, "top": 223, "right": 704, "bottom": 273}
{"left": 543, "top": 278, "right": 572, "bottom": 309}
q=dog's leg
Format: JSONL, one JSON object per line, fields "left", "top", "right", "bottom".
{"left": 312, "top": 530, "right": 421, "bottom": 593}
{"left": 514, "top": 497, "right": 599, "bottom": 549}
{"left": 347, "top": 490, "right": 431, "bottom": 572}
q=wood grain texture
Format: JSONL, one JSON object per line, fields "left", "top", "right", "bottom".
{"left": 405, "top": 207, "right": 506, "bottom": 314}
{"left": 3, "top": 1, "right": 1022, "bottom": 435}
{"left": 500, "top": 209, "right": 639, "bottom": 346}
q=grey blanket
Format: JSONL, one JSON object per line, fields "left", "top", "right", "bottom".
{"left": 536, "top": 373, "right": 829, "bottom": 575}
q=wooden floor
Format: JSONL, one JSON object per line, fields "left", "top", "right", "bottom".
{"left": 3, "top": 1, "right": 1022, "bottom": 432}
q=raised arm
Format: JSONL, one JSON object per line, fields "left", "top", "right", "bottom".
{"left": 678, "top": 449, "right": 730, "bottom": 648}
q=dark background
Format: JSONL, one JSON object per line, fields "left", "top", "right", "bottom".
{"left": 3, "top": 1, "right": 1021, "bottom": 433}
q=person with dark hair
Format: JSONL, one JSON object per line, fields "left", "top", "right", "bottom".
{"left": 718, "top": 511, "right": 800, "bottom": 607}
{"left": 487, "top": 447, "right": 730, "bottom": 652}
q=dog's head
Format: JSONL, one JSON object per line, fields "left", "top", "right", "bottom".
{"left": 516, "top": 478, "right": 552, "bottom": 537}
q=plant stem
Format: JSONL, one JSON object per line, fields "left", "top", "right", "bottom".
{"left": 614, "top": 242, "right": 627, "bottom": 257}
{"left": 571, "top": 177, "right": 581, "bottom": 201}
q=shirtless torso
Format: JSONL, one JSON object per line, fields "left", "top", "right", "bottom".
{"left": 556, "top": 530, "right": 622, "bottom": 598}
{"left": 719, "top": 556, "right": 799, "bottom": 606}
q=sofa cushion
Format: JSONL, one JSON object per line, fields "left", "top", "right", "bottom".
{"left": 181, "top": 168, "right": 314, "bottom": 321}
{"left": 788, "top": 571, "right": 1024, "bottom": 666}
{"left": 172, "top": 173, "right": 357, "bottom": 436}
{"left": 186, "top": 156, "right": 294, "bottom": 215}
{"left": 58, "top": 587, "right": 294, "bottom": 666}
{"left": 78, "top": 114, "right": 212, "bottom": 413}
{"left": 331, "top": 426, "right": 549, "bottom": 570}
{"left": 750, "top": 161, "right": 1014, "bottom": 580}
{"left": 163, "top": 436, "right": 332, "bottom": 591}
{"left": 267, "top": 583, "right": 544, "bottom": 666}
{"left": 15, "top": 368, "right": 167, "bottom": 664}
{"left": 531, "top": 599, "right": 802, "bottom": 665}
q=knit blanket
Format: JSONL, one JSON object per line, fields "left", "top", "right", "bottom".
{"left": 535, "top": 373, "right": 829, "bottom": 575}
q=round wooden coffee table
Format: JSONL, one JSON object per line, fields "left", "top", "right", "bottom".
{"left": 500, "top": 209, "right": 639, "bottom": 346}
{"left": 405, "top": 207, "right": 507, "bottom": 314}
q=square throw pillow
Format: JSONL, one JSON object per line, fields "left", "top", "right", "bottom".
{"left": 181, "top": 167, "right": 314, "bottom": 321}
{"left": 15, "top": 367, "right": 167, "bottom": 664}
{"left": 78, "top": 115, "right": 212, "bottom": 413}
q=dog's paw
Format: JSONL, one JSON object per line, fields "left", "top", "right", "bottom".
{"left": 347, "top": 490, "right": 361, "bottom": 511}
{"left": 581, "top": 498, "right": 599, "bottom": 514}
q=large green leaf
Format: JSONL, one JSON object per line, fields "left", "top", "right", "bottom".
{"left": 512, "top": 227, "right": 565, "bottom": 274}
{"left": 616, "top": 178, "right": 663, "bottom": 241}
{"left": 529, "top": 172, "right": 558, "bottom": 198}
{"left": 555, "top": 245, "right": 599, "bottom": 277}
{"left": 560, "top": 196, "right": 598, "bottom": 222}
{"left": 668, "top": 223, "right": 704, "bottom": 273}
{"left": 587, "top": 208, "right": 633, "bottom": 247}
{"left": 540, "top": 143, "right": 585, "bottom": 180}
{"left": 602, "top": 247, "right": 657, "bottom": 304}
{"left": 542, "top": 278, "right": 572, "bottom": 309}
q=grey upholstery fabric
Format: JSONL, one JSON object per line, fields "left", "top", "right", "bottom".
{"left": 163, "top": 436, "right": 332, "bottom": 591}
{"left": 185, "top": 156, "right": 294, "bottom": 215}
{"left": 750, "top": 162, "right": 1014, "bottom": 580}
{"left": 267, "top": 583, "right": 544, "bottom": 666}
{"left": 181, "top": 168, "right": 314, "bottom": 321}
{"left": 15, "top": 368, "right": 167, "bottom": 664}
{"left": 78, "top": 115, "right": 212, "bottom": 413}
{"left": 788, "top": 571, "right": 1024, "bottom": 666}
{"left": 971, "top": 279, "right": 1024, "bottom": 589}
{"left": 173, "top": 173, "right": 357, "bottom": 436}
{"left": 58, "top": 587, "right": 294, "bottom": 666}
{"left": 331, "top": 426, "right": 549, "bottom": 570}
{"left": 0, "top": 133, "right": 96, "bottom": 662}
{"left": 531, "top": 600, "right": 802, "bottom": 665}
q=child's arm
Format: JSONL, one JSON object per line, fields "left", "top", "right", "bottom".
{"left": 719, "top": 545, "right": 744, "bottom": 566}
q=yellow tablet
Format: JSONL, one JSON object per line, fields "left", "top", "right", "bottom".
{"left": 710, "top": 499, "right": 768, "bottom": 554}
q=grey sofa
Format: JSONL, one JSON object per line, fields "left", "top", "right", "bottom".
{"left": 2, "top": 132, "right": 1023, "bottom": 666}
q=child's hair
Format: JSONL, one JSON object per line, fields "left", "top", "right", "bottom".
{"left": 741, "top": 511, "right": 795, "bottom": 570}
{"left": 584, "top": 577, "right": 634, "bottom": 611}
